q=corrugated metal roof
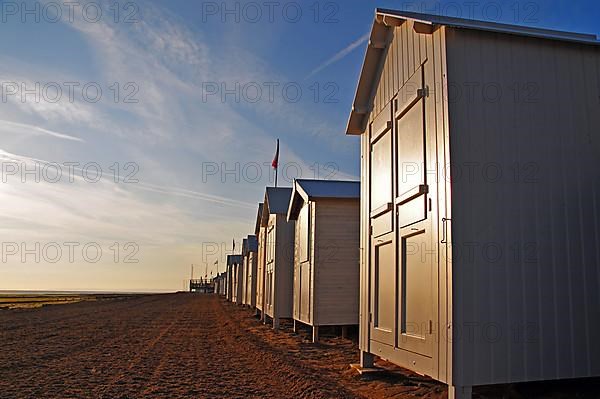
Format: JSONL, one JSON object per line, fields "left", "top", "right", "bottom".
{"left": 247, "top": 235, "right": 258, "bottom": 252}
{"left": 346, "top": 9, "right": 600, "bottom": 135}
{"left": 242, "top": 235, "right": 258, "bottom": 254}
{"left": 227, "top": 254, "right": 243, "bottom": 265}
{"left": 264, "top": 187, "right": 293, "bottom": 215}
{"left": 377, "top": 9, "right": 599, "bottom": 44}
{"left": 296, "top": 179, "right": 360, "bottom": 199}
{"left": 288, "top": 179, "right": 360, "bottom": 220}
{"left": 241, "top": 238, "right": 248, "bottom": 256}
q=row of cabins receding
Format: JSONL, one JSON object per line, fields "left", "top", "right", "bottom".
{"left": 217, "top": 9, "right": 600, "bottom": 399}
{"left": 225, "top": 181, "right": 360, "bottom": 337}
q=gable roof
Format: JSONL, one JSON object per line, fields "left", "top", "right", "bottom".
{"left": 261, "top": 187, "right": 293, "bottom": 225}
{"left": 265, "top": 187, "right": 293, "bottom": 214}
{"left": 227, "top": 254, "right": 243, "bottom": 266}
{"left": 246, "top": 235, "right": 258, "bottom": 252}
{"left": 346, "top": 9, "right": 600, "bottom": 135}
{"left": 288, "top": 179, "right": 360, "bottom": 220}
{"left": 241, "top": 238, "right": 248, "bottom": 256}
{"left": 242, "top": 236, "right": 258, "bottom": 255}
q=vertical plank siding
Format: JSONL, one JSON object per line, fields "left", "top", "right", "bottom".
{"left": 313, "top": 200, "right": 360, "bottom": 326}
{"left": 246, "top": 252, "right": 257, "bottom": 307}
{"left": 359, "top": 131, "right": 370, "bottom": 352}
{"left": 265, "top": 214, "right": 295, "bottom": 320}
{"left": 352, "top": 11, "right": 600, "bottom": 393}
{"left": 370, "top": 21, "right": 430, "bottom": 124}
{"left": 445, "top": 28, "right": 600, "bottom": 386}
{"left": 293, "top": 199, "right": 360, "bottom": 327}
{"left": 293, "top": 205, "right": 315, "bottom": 325}
{"left": 274, "top": 214, "right": 295, "bottom": 320}
{"left": 256, "top": 226, "right": 266, "bottom": 311}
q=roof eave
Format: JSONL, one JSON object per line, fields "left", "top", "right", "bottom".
{"left": 346, "top": 9, "right": 599, "bottom": 136}
{"left": 254, "top": 203, "right": 264, "bottom": 235}
{"left": 286, "top": 181, "right": 308, "bottom": 221}
{"left": 261, "top": 190, "right": 270, "bottom": 226}
{"left": 309, "top": 195, "right": 361, "bottom": 201}
{"left": 345, "top": 12, "right": 400, "bottom": 135}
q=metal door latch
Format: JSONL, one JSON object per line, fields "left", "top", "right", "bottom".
{"left": 441, "top": 217, "right": 451, "bottom": 244}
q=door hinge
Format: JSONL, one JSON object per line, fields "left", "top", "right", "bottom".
{"left": 418, "top": 86, "right": 430, "bottom": 98}
{"left": 429, "top": 320, "right": 433, "bottom": 334}
{"left": 369, "top": 313, "right": 373, "bottom": 323}
{"left": 429, "top": 198, "right": 432, "bottom": 212}
{"left": 369, "top": 225, "right": 373, "bottom": 236}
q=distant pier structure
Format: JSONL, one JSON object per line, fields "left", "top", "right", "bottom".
{"left": 189, "top": 278, "right": 214, "bottom": 294}
{"left": 189, "top": 264, "right": 214, "bottom": 293}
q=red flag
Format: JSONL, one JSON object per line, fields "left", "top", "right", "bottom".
{"left": 271, "top": 139, "right": 279, "bottom": 169}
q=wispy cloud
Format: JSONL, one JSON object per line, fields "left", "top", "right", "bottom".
{"left": 0, "top": 119, "right": 84, "bottom": 142}
{"left": 0, "top": 149, "right": 251, "bottom": 249}
{"left": 0, "top": 0, "right": 359, "bottom": 290}
{"left": 305, "top": 32, "right": 370, "bottom": 80}
{"left": 0, "top": 149, "right": 255, "bottom": 210}
{"left": 132, "top": 183, "right": 257, "bottom": 210}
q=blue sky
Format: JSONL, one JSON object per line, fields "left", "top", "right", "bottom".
{"left": 1, "top": 0, "right": 599, "bottom": 291}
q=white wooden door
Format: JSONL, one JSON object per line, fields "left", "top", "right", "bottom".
{"left": 369, "top": 102, "right": 395, "bottom": 346}
{"left": 369, "top": 64, "right": 438, "bottom": 360}
{"left": 394, "top": 67, "right": 435, "bottom": 358}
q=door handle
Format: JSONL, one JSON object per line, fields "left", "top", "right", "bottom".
{"left": 441, "top": 217, "right": 451, "bottom": 244}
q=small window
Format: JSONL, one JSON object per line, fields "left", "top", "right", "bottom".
{"left": 299, "top": 202, "right": 311, "bottom": 262}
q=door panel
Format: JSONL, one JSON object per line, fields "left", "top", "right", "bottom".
{"left": 293, "top": 261, "right": 299, "bottom": 318}
{"left": 397, "top": 100, "right": 425, "bottom": 196}
{"left": 397, "top": 99, "right": 427, "bottom": 228}
{"left": 369, "top": 103, "right": 395, "bottom": 347}
{"left": 371, "top": 235, "right": 395, "bottom": 344}
{"left": 371, "top": 132, "right": 392, "bottom": 213}
{"left": 398, "top": 195, "right": 428, "bottom": 228}
{"left": 300, "top": 263, "right": 310, "bottom": 322}
{"left": 399, "top": 223, "right": 433, "bottom": 356}
{"left": 395, "top": 68, "right": 434, "bottom": 358}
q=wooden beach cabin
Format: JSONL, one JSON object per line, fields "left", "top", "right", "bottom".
{"left": 287, "top": 179, "right": 361, "bottom": 343}
{"left": 239, "top": 238, "right": 248, "bottom": 305}
{"left": 234, "top": 254, "right": 244, "bottom": 306}
{"left": 219, "top": 272, "right": 227, "bottom": 296}
{"left": 215, "top": 273, "right": 226, "bottom": 296}
{"left": 255, "top": 203, "right": 267, "bottom": 318}
{"left": 242, "top": 235, "right": 258, "bottom": 308}
{"left": 213, "top": 274, "right": 221, "bottom": 296}
{"left": 261, "top": 187, "right": 295, "bottom": 329}
{"left": 221, "top": 273, "right": 227, "bottom": 296}
{"left": 227, "top": 254, "right": 243, "bottom": 305}
{"left": 225, "top": 255, "right": 234, "bottom": 301}
{"left": 346, "top": 9, "right": 600, "bottom": 398}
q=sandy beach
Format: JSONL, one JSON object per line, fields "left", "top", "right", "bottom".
{"left": 1, "top": 294, "right": 598, "bottom": 399}
{"left": 0, "top": 293, "right": 144, "bottom": 310}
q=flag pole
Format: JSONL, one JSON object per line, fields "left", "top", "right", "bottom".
{"left": 273, "top": 138, "right": 280, "bottom": 188}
